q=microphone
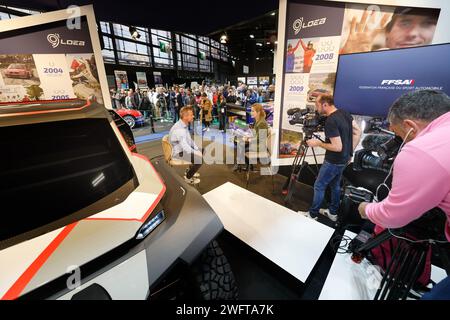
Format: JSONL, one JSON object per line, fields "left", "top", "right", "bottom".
{"left": 362, "top": 134, "right": 392, "bottom": 151}
{"left": 287, "top": 108, "right": 301, "bottom": 115}
{"left": 287, "top": 108, "right": 309, "bottom": 116}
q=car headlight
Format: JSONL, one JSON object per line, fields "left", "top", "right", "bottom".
{"left": 136, "top": 210, "right": 165, "bottom": 240}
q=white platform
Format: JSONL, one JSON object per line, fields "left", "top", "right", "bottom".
{"left": 203, "top": 182, "right": 335, "bottom": 282}
{"left": 319, "top": 230, "right": 448, "bottom": 300}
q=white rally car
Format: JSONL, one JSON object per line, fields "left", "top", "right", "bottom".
{"left": 0, "top": 97, "right": 237, "bottom": 300}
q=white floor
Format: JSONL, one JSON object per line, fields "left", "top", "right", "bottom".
{"left": 203, "top": 182, "right": 335, "bottom": 283}
{"left": 319, "top": 230, "right": 448, "bottom": 300}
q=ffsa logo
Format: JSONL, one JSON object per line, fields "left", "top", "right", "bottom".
{"left": 293, "top": 17, "right": 327, "bottom": 35}
{"left": 47, "top": 33, "right": 85, "bottom": 48}
{"left": 381, "top": 79, "right": 415, "bottom": 85}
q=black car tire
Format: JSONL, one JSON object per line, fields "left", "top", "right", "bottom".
{"left": 190, "top": 240, "right": 238, "bottom": 300}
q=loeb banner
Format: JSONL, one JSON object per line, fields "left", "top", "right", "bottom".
{"left": 0, "top": 6, "right": 111, "bottom": 108}
{"left": 272, "top": 0, "right": 443, "bottom": 166}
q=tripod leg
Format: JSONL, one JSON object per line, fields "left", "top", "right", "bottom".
{"left": 381, "top": 243, "right": 412, "bottom": 300}
{"left": 389, "top": 248, "right": 419, "bottom": 300}
{"left": 401, "top": 247, "right": 426, "bottom": 300}
{"left": 376, "top": 243, "right": 407, "bottom": 300}
{"left": 311, "top": 146, "right": 320, "bottom": 173}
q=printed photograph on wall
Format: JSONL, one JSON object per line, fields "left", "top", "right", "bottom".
{"left": 307, "top": 72, "right": 335, "bottom": 103}
{"left": 66, "top": 53, "right": 103, "bottom": 104}
{"left": 0, "top": 54, "right": 42, "bottom": 102}
{"left": 339, "top": 4, "right": 440, "bottom": 54}
{"left": 279, "top": 129, "right": 303, "bottom": 158}
{"left": 114, "top": 70, "right": 129, "bottom": 90}
{"left": 285, "top": 37, "right": 318, "bottom": 73}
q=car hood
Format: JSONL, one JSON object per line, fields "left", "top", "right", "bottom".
{"left": 0, "top": 153, "right": 165, "bottom": 299}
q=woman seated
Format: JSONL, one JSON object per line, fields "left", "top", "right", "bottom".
{"left": 234, "top": 103, "right": 269, "bottom": 171}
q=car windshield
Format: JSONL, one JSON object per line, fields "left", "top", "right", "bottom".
{"left": 0, "top": 118, "right": 136, "bottom": 247}
{"left": 8, "top": 64, "right": 26, "bottom": 69}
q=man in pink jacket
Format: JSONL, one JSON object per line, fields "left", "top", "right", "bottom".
{"left": 358, "top": 90, "right": 450, "bottom": 241}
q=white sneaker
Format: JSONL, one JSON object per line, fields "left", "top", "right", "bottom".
{"left": 185, "top": 170, "right": 200, "bottom": 178}
{"left": 298, "top": 210, "right": 318, "bottom": 221}
{"left": 184, "top": 176, "right": 200, "bottom": 185}
{"left": 202, "top": 128, "right": 207, "bottom": 132}
{"left": 319, "top": 208, "right": 338, "bottom": 222}
{"left": 206, "top": 128, "right": 210, "bottom": 132}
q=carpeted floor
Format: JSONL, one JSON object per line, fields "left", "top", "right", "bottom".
{"left": 136, "top": 135, "right": 341, "bottom": 299}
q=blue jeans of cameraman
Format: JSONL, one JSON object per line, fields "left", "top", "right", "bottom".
{"left": 309, "top": 160, "right": 346, "bottom": 218}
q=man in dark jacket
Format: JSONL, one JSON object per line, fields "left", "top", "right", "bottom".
{"left": 139, "top": 91, "right": 155, "bottom": 133}
{"left": 174, "top": 87, "right": 185, "bottom": 123}
{"left": 133, "top": 88, "right": 142, "bottom": 109}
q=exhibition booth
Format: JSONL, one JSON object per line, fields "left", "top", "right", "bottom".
{"left": 0, "top": 0, "right": 449, "bottom": 303}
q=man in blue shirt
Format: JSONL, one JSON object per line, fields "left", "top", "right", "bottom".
{"left": 169, "top": 106, "right": 202, "bottom": 184}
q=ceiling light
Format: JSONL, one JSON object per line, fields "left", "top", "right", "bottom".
{"left": 256, "top": 57, "right": 260, "bottom": 60}
{"left": 256, "top": 42, "right": 263, "bottom": 47}
{"left": 266, "top": 42, "right": 270, "bottom": 45}
{"left": 249, "top": 34, "right": 254, "bottom": 39}
{"left": 220, "top": 34, "right": 228, "bottom": 44}
{"left": 274, "top": 41, "right": 278, "bottom": 44}
{"left": 271, "top": 12, "right": 276, "bottom": 16}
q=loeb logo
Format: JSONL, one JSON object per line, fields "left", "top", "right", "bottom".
{"left": 381, "top": 79, "right": 415, "bottom": 85}
{"left": 47, "top": 33, "right": 85, "bottom": 48}
{"left": 293, "top": 17, "right": 327, "bottom": 35}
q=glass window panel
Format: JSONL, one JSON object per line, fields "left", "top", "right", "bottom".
{"left": 198, "top": 36, "right": 210, "bottom": 44}
{"left": 151, "top": 29, "right": 171, "bottom": 39}
{"left": 103, "top": 36, "right": 113, "bottom": 49}
{"left": 100, "top": 21, "right": 111, "bottom": 34}
{"left": 0, "top": 12, "right": 10, "bottom": 20}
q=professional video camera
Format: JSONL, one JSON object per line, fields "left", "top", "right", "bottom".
{"left": 353, "top": 133, "right": 403, "bottom": 173}
{"left": 364, "top": 117, "right": 389, "bottom": 134}
{"left": 287, "top": 107, "right": 326, "bottom": 138}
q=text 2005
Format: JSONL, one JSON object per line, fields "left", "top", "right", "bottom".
{"left": 315, "top": 53, "right": 334, "bottom": 61}
{"left": 52, "top": 95, "right": 70, "bottom": 100}
{"left": 44, "top": 67, "right": 64, "bottom": 74}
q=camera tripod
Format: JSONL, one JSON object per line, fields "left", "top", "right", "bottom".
{"left": 283, "top": 133, "right": 324, "bottom": 208}
{"left": 351, "top": 207, "right": 450, "bottom": 300}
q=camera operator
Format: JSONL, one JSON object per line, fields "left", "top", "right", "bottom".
{"left": 358, "top": 90, "right": 450, "bottom": 241}
{"left": 300, "top": 94, "right": 362, "bottom": 221}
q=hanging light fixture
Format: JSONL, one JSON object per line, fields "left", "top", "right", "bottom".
{"left": 129, "top": 26, "right": 141, "bottom": 40}
{"left": 220, "top": 33, "right": 228, "bottom": 44}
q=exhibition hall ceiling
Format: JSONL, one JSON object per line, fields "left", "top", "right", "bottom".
{"left": 0, "top": 0, "right": 278, "bottom": 35}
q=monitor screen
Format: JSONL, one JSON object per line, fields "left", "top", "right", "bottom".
{"left": 334, "top": 43, "right": 450, "bottom": 117}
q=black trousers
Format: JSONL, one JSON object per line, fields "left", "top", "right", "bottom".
{"left": 219, "top": 112, "right": 226, "bottom": 131}
{"left": 178, "top": 151, "right": 203, "bottom": 179}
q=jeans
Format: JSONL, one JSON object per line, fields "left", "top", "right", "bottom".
{"left": 422, "top": 276, "right": 450, "bottom": 300}
{"left": 309, "top": 160, "right": 347, "bottom": 218}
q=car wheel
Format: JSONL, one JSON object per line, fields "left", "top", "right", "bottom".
{"left": 123, "top": 115, "right": 136, "bottom": 129}
{"left": 190, "top": 240, "right": 238, "bottom": 300}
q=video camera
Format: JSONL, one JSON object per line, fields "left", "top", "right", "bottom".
{"left": 364, "top": 117, "right": 389, "bottom": 134}
{"left": 353, "top": 132, "right": 403, "bottom": 173}
{"left": 287, "top": 108, "right": 326, "bottom": 139}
